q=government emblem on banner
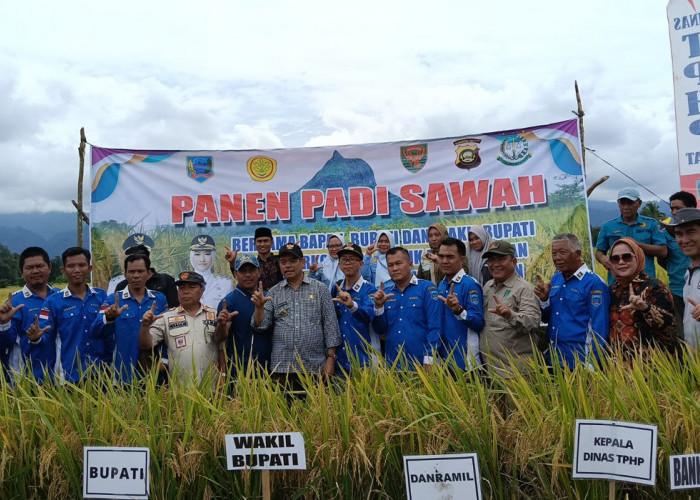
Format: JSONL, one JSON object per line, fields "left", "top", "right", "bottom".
{"left": 454, "top": 138, "right": 481, "bottom": 170}
{"left": 247, "top": 156, "right": 277, "bottom": 182}
{"left": 496, "top": 135, "right": 532, "bottom": 166}
{"left": 400, "top": 144, "right": 427, "bottom": 173}
{"left": 186, "top": 156, "right": 214, "bottom": 183}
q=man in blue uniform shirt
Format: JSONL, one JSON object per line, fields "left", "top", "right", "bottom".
{"left": 92, "top": 253, "right": 168, "bottom": 383}
{"left": 536, "top": 233, "right": 610, "bottom": 369}
{"left": 218, "top": 252, "right": 272, "bottom": 374}
{"left": 596, "top": 187, "right": 667, "bottom": 284}
{"left": 436, "top": 237, "right": 484, "bottom": 371}
{"left": 330, "top": 243, "right": 378, "bottom": 374}
{"left": 0, "top": 247, "right": 59, "bottom": 383}
{"left": 373, "top": 246, "right": 442, "bottom": 370}
{"left": 28, "top": 247, "right": 112, "bottom": 383}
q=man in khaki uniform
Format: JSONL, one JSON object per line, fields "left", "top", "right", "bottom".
{"left": 139, "top": 271, "right": 231, "bottom": 383}
{"left": 480, "top": 240, "right": 541, "bottom": 378}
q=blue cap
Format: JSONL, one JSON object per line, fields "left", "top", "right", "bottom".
{"left": 234, "top": 253, "right": 260, "bottom": 271}
{"left": 617, "top": 187, "right": 640, "bottom": 201}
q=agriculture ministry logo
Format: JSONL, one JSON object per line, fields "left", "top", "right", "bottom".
{"left": 247, "top": 156, "right": 277, "bottom": 182}
{"left": 400, "top": 144, "right": 427, "bottom": 173}
{"left": 454, "top": 138, "right": 481, "bottom": 170}
{"left": 496, "top": 135, "right": 532, "bottom": 166}
{"left": 186, "top": 156, "right": 214, "bottom": 183}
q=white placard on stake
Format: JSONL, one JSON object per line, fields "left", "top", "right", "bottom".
{"left": 573, "top": 419, "right": 657, "bottom": 486}
{"left": 83, "top": 446, "right": 150, "bottom": 499}
{"left": 403, "top": 453, "right": 482, "bottom": 500}
{"left": 670, "top": 453, "right": 700, "bottom": 490}
{"left": 225, "top": 432, "right": 306, "bottom": 470}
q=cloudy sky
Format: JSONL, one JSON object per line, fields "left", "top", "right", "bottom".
{"left": 0, "top": 0, "right": 685, "bottom": 214}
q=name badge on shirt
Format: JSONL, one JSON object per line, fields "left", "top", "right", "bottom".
{"left": 168, "top": 315, "right": 188, "bottom": 329}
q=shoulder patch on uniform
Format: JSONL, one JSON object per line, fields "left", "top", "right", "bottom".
{"left": 430, "top": 289, "right": 438, "bottom": 300}
{"left": 591, "top": 294, "right": 602, "bottom": 307}
{"left": 469, "top": 290, "right": 480, "bottom": 305}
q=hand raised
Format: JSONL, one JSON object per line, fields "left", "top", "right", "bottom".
{"left": 141, "top": 301, "right": 163, "bottom": 327}
{"left": 438, "top": 283, "right": 461, "bottom": 312}
{"left": 105, "top": 294, "right": 128, "bottom": 321}
{"left": 26, "top": 314, "right": 50, "bottom": 342}
{"left": 251, "top": 281, "right": 272, "bottom": 308}
{"left": 224, "top": 245, "right": 238, "bottom": 265}
{"left": 534, "top": 274, "right": 551, "bottom": 301}
{"left": 488, "top": 294, "right": 512, "bottom": 319}
{"left": 217, "top": 300, "right": 239, "bottom": 325}
{"left": 373, "top": 281, "right": 394, "bottom": 308}
{"left": 331, "top": 284, "right": 353, "bottom": 308}
{"left": 621, "top": 283, "right": 649, "bottom": 311}
{"left": 0, "top": 293, "right": 25, "bottom": 324}
{"left": 309, "top": 255, "right": 322, "bottom": 273}
{"left": 365, "top": 243, "right": 376, "bottom": 257}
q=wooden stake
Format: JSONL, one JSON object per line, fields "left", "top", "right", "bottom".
{"left": 608, "top": 479, "right": 616, "bottom": 499}
{"left": 574, "top": 80, "right": 586, "bottom": 178}
{"left": 76, "top": 127, "right": 87, "bottom": 246}
{"left": 586, "top": 175, "right": 610, "bottom": 197}
{"left": 262, "top": 470, "right": 271, "bottom": 500}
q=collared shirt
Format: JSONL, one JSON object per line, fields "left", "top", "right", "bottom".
{"left": 663, "top": 230, "right": 690, "bottom": 297}
{"left": 218, "top": 285, "right": 272, "bottom": 371}
{"left": 38, "top": 286, "right": 111, "bottom": 383}
{"left": 373, "top": 275, "right": 442, "bottom": 370}
{"left": 481, "top": 273, "right": 541, "bottom": 378}
{"left": 254, "top": 275, "right": 342, "bottom": 374}
{"left": 540, "top": 264, "right": 610, "bottom": 369}
{"left": 438, "top": 269, "right": 484, "bottom": 370}
{"left": 92, "top": 287, "right": 168, "bottom": 383}
{"left": 258, "top": 254, "right": 283, "bottom": 291}
{"left": 331, "top": 276, "right": 377, "bottom": 371}
{"left": 683, "top": 265, "right": 700, "bottom": 349}
{"left": 596, "top": 214, "right": 667, "bottom": 283}
{"left": 0, "top": 284, "right": 59, "bottom": 382}
{"left": 149, "top": 304, "right": 222, "bottom": 382}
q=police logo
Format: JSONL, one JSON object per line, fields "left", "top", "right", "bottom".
{"left": 400, "top": 144, "right": 427, "bottom": 173}
{"left": 454, "top": 138, "right": 481, "bottom": 170}
{"left": 186, "top": 156, "right": 214, "bottom": 183}
{"left": 247, "top": 156, "right": 277, "bottom": 182}
{"left": 496, "top": 135, "right": 532, "bottom": 166}
{"left": 174, "top": 336, "right": 187, "bottom": 349}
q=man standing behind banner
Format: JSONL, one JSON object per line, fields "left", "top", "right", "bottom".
{"left": 535, "top": 234, "right": 610, "bottom": 369}
{"left": 330, "top": 243, "right": 378, "bottom": 374}
{"left": 254, "top": 227, "right": 283, "bottom": 291}
{"left": 252, "top": 243, "right": 341, "bottom": 390}
{"left": 29, "top": 247, "right": 112, "bottom": 383}
{"left": 139, "top": 271, "right": 228, "bottom": 383}
{"left": 373, "top": 247, "right": 442, "bottom": 370}
{"left": 0, "top": 247, "right": 59, "bottom": 383}
{"left": 436, "top": 237, "right": 484, "bottom": 371}
{"left": 480, "top": 240, "right": 541, "bottom": 378}
{"left": 595, "top": 187, "right": 667, "bottom": 284}
{"left": 114, "top": 243, "right": 179, "bottom": 308}
{"left": 92, "top": 253, "right": 168, "bottom": 383}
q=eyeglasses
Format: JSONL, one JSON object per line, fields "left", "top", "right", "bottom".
{"left": 610, "top": 253, "right": 634, "bottom": 263}
{"left": 339, "top": 257, "right": 360, "bottom": 263}
{"left": 328, "top": 245, "right": 343, "bottom": 250}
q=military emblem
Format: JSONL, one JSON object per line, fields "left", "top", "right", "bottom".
{"left": 400, "top": 144, "right": 428, "bottom": 173}
{"left": 247, "top": 156, "right": 277, "bottom": 182}
{"left": 186, "top": 156, "right": 214, "bottom": 183}
{"left": 180, "top": 272, "right": 189, "bottom": 281}
{"left": 454, "top": 138, "right": 482, "bottom": 170}
{"left": 496, "top": 135, "right": 532, "bottom": 166}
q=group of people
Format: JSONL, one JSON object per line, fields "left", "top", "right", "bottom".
{"left": 1, "top": 188, "right": 699, "bottom": 389}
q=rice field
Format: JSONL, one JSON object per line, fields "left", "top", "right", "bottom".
{"left": 0, "top": 348, "right": 698, "bottom": 499}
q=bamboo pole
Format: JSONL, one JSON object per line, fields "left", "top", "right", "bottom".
{"left": 76, "top": 127, "right": 87, "bottom": 246}
{"left": 262, "top": 470, "right": 271, "bottom": 500}
{"left": 575, "top": 80, "right": 586, "bottom": 178}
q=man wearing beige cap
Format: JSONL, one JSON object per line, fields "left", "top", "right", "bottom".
{"left": 139, "top": 271, "right": 230, "bottom": 383}
{"left": 479, "top": 240, "right": 541, "bottom": 378}
{"left": 595, "top": 187, "right": 667, "bottom": 284}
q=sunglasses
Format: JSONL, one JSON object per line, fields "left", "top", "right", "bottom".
{"left": 610, "top": 253, "right": 635, "bottom": 263}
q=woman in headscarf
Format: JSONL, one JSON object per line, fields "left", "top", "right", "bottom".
{"left": 189, "top": 234, "right": 233, "bottom": 308}
{"left": 466, "top": 225, "right": 493, "bottom": 285}
{"left": 361, "top": 231, "right": 395, "bottom": 289}
{"left": 417, "top": 223, "right": 448, "bottom": 284}
{"left": 308, "top": 233, "right": 345, "bottom": 290}
{"left": 608, "top": 237, "right": 676, "bottom": 354}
